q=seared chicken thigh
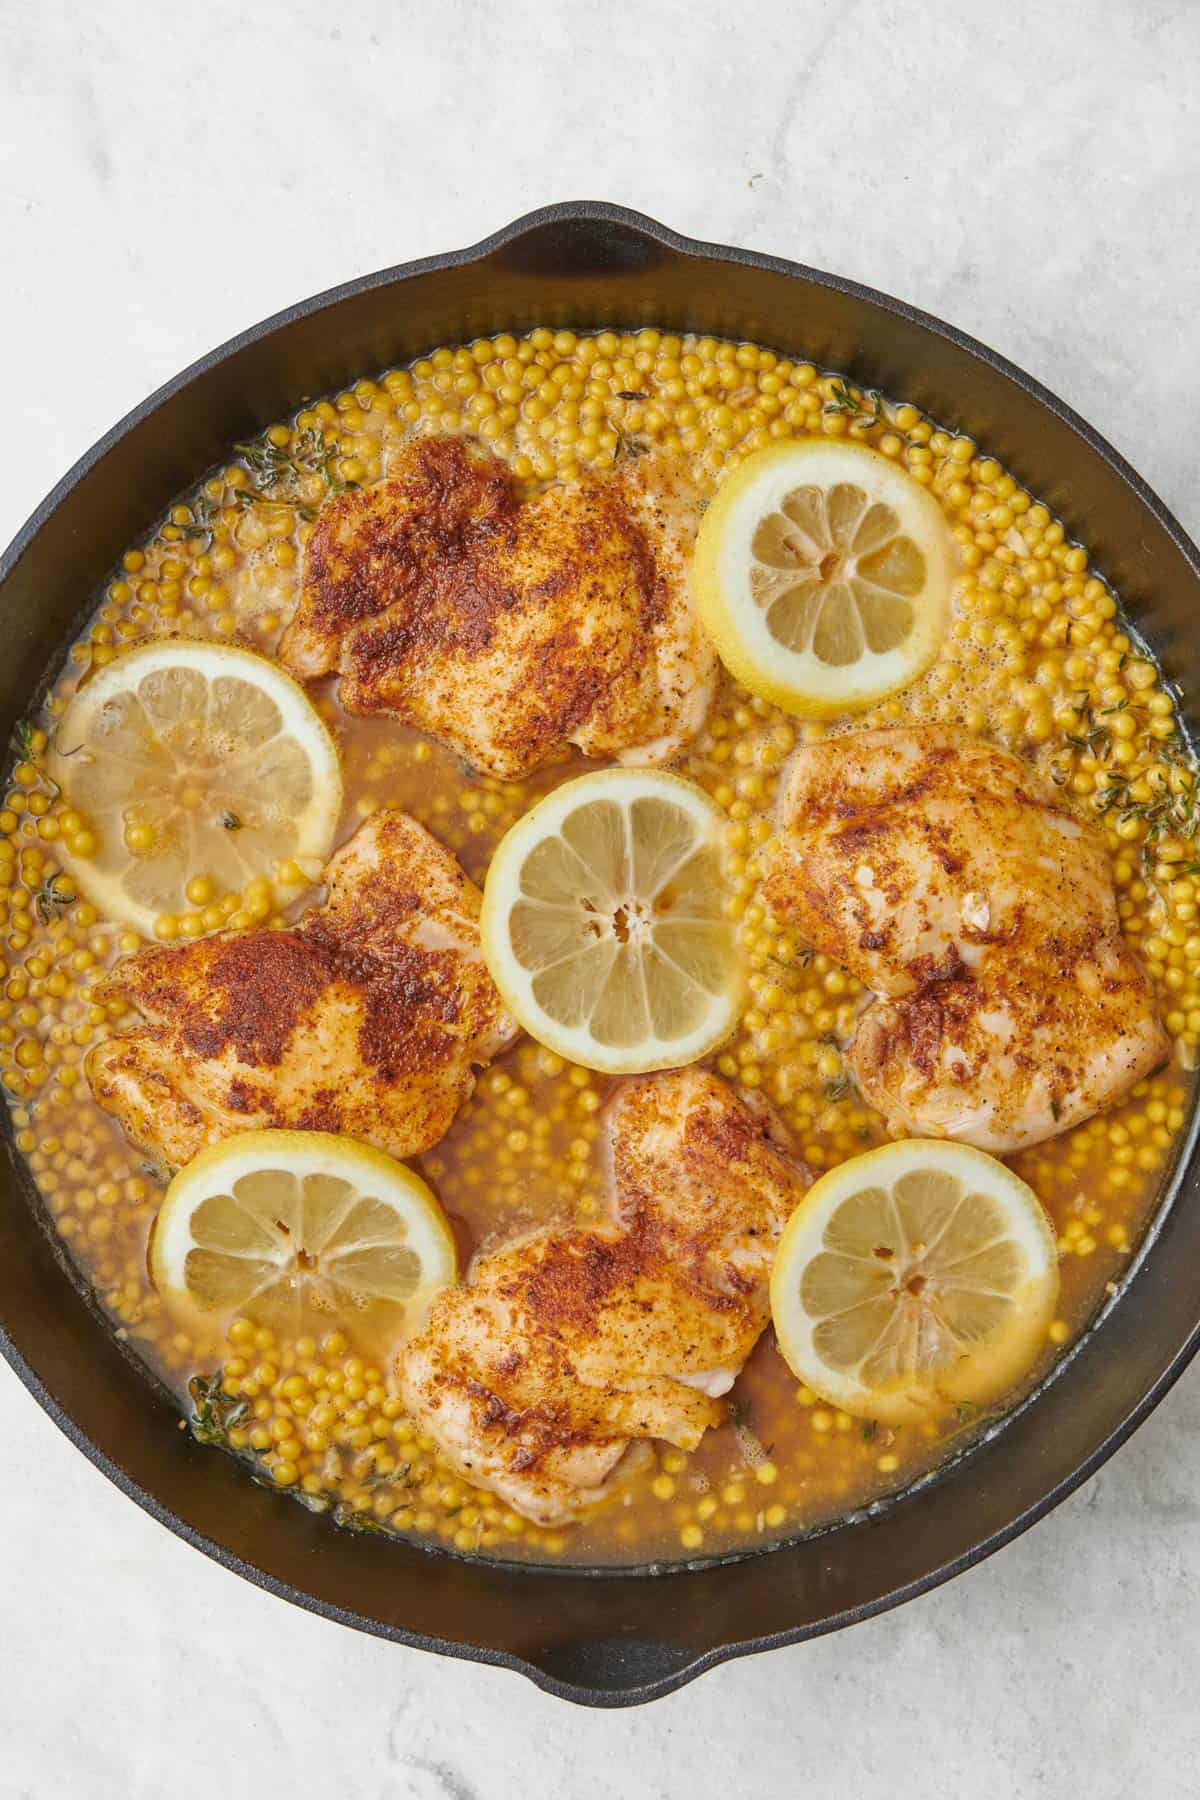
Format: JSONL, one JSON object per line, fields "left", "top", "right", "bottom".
{"left": 86, "top": 809, "right": 517, "bottom": 1167}
{"left": 763, "top": 726, "right": 1168, "bottom": 1151}
{"left": 398, "top": 1068, "right": 810, "bottom": 1524}
{"left": 278, "top": 435, "right": 714, "bottom": 778}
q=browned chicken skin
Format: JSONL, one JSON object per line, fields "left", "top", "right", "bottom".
{"left": 278, "top": 435, "right": 714, "bottom": 778}
{"left": 398, "top": 1068, "right": 810, "bottom": 1525}
{"left": 763, "top": 726, "right": 1169, "bottom": 1151}
{"left": 86, "top": 809, "right": 517, "bottom": 1167}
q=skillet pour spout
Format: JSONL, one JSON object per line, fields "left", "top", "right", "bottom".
{"left": 1, "top": 201, "right": 1199, "bottom": 1706}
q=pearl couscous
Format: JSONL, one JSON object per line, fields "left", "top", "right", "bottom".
{"left": 4, "top": 325, "right": 1194, "bottom": 1564}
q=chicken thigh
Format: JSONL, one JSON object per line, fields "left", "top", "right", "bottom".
{"left": 398, "top": 1067, "right": 810, "bottom": 1525}
{"left": 86, "top": 809, "right": 517, "bottom": 1167}
{"left": 278, "top": 435, "right": 714, "bottom": 779}
{"left": 763, "top": 726, "right": 1168, "bottom": 1151}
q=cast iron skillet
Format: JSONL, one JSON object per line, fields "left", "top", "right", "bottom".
{"left": 2, "top": 201, "right": 1199, "bottom": 1709}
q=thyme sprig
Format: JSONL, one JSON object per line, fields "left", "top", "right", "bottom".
{"left": 234, "top": 427, "right": 355, "bottom": 507}
{"left": 188, "top": 1371, "right": 249, "bottom": 1448}
{"left": 174, "top": 492, "right": 218, "bottom": 547}
{"left": 333, "top": 1502, "right": 387, "bottom": 1536}
{"left": 34, "top": 875, "right": 74, "bottom": 926}
{"left": 230, "top": 485, "right": 317, "bottom": 522}
{"left": 612, "top": 426, "right": 650, "bottom": 462}
{"left": 10, "top": 719, "right": 35, "bottom": 761}
{"left": 1094, "top": 766, "right": 1200, "bottom": 849}
{"left": 9, "top": 719, "right": 60, "bottom": 800}
{"left": 823, "top": 379, "right": 882, "bottom": 427}
{"left": 1062, "top": 696, "right": 1114, "bottom": 762}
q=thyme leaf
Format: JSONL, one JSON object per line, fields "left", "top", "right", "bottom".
{"left": 1060, "top": 698, "right": 1115, "bottom": 763}
{"left": 333, "top": 1503, "right": 386, "bottom": 1535}
{"left": 823, "top": 379, "right": 860, "bottom": 415}
{"left": 822, "top": 379, "right": 882, "bottom": 427}
{"left": 9, "top": 719, "right": 34, "bottom": 761}
{"left": 177, "top": 493, "right": 217, "bottom": 546}
{"left": 221, "top": 811, "right": 243, "bottom": 831}
{"left": 615, "top": 389, "right": 649, "bottom": 402}
{"left": 612, "top": 427, "right": 649, "bottom": 462}
{"left": 1063, "top": 726, "right": 1111, "bottom": 759}
{"left": 34, "top": 876, "right": 74, "bottom": 926}
{"left": 824, "top": 1072, "right": 855, "bottom": 1102}
{"left": 188, "top": 1371, "right": 249, "bottom": 1448}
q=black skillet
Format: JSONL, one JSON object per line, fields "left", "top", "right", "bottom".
{"left": 2, "top": 202, "right": 1198, "bottom": 1707}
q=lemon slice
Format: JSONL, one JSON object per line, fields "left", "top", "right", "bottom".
{"left": 770, "top": 1139, "right": 1059, "bottom": 1423}
{"left": 48, "top": 640, "right": 342, "bottom": 935}
{"left": 480, "top": 769, "right": 741, "bottom": 1074}
{"left": 149, "top": 1130, "right": 457, "bottom": 1346}
{"left": 694, "top": 439, "right": 956, "bottom": 715}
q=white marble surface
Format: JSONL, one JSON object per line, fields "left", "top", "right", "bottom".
{"left": 2, "top": 0, "right": 1199, "bottom": 1792}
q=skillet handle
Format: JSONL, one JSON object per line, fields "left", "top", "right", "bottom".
{"left": 486, "top": 204, "right": 670, "bottom": 280}
{"left": 529, "top": 1634, "right": 702, "bottom": 1705}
